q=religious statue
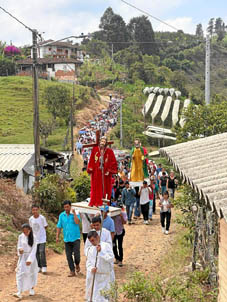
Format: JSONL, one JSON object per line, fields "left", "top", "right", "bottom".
{"left": 87, "top": 134, "right": 118, "bottom": 207}
{"left": 130, "top": 139, "right": 149, "bottom": 182}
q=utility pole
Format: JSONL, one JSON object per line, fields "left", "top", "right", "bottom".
{"left": 32, "top": 29, "right": 41, "bottom": 184}
{"left": 205, "top": 34, "right": 211, "bottom": 105}
{"left": 120, "top": 98, "right": 123, "bottom": 148}
{"left": 71, "top": 80, "right": 75, "bottom": 157}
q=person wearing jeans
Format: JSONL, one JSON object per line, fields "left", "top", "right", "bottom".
{"left": 56, "top": 200, "right": 81, "bottom": 277}
{"left": 133, "top": 187, "right": 141, "bottom": 218}
{"left": 29, "top": 205, "right": 48, "bottom": 274}
{"left": 121, "top": 181, "right": 136, "bottom": 224}
{"left": 65, "top": 240, "right": 80, "bottom": 273}
{"left": 112, "top": 205, "right": 127, "bottom": 267}
{"left": 159, "top": 191, "right": 173, "bottom": 235}
{"left": 139, "top": 181, "right": 151, "bottom": 225}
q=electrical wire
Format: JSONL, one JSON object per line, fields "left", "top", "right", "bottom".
{"left": 0, "top": 5, "right": 34, "bottom": 32}
{"left": 120, "top": 0, "right": 179, "bottom": 31}
{"left": 0, "top": 5, "right": 43, "bottom": 40}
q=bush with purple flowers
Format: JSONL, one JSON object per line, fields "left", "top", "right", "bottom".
{"left": 4, "top": 45, "right": 21, "bottom": 56}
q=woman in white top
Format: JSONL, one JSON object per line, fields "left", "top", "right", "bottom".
{"left": 159, "top": 191, "right": 173, "bottom": 235}
{"left": 14, "top": 224, "right": 38, "bottom": 299}
{"left": 139, "top": 181, "right": 152, "bottom": 225}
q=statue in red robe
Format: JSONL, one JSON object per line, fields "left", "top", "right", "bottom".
{"left": 87, "top": 137, "right": 118, "bottom": 207}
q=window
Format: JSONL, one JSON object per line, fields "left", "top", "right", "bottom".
{"left": 57, "top": 48, "right": 63, "bottom": 52}
{"left": 48, "top": 47, "right": 52, "bottom": 51}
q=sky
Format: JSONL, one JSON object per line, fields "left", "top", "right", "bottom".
{"left": 0, "top": 0, "right": 227, "bottom": 46}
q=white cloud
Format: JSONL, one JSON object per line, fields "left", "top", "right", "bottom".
{"left": 0, "top": 0, "right": 194, "bottom": 46}
{"left": 0, "top": 0, "right": 100, "bottom": 46}
{"left": 156, "top": 17, "right": 196, "bottom": 34}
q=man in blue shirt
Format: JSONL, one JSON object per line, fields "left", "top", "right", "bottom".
{"left": 101, "top": 205, "right": 115, "bottom": 240}
{"left": 56, "top": 200, "right": 81, "bottom": 277}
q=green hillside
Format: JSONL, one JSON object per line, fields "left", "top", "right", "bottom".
{"left": 0, "top": 76, "right": 94, "bottom": 150}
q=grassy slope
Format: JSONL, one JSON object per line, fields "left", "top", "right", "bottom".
{"left": 0, "top": 76, "right": 94, "bottom": 150}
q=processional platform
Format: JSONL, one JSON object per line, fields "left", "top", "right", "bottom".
{"left": 72, "top": 201, "right": 121, "bottom": 217}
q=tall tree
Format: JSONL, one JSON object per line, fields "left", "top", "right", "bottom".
{"left": 128, "top": 16, "right": 157, "bottom": 55}
{"left": 207, "top": 18, "right": 214, "bottom": 36}
{"left": 99, "top": 7, "right": 129, "bottom": 52}
{"left": 214, "top": 17, "right": 226, "bottom": 41}
{"left": 195, "top": 24, "right": 204, "bottom": 38}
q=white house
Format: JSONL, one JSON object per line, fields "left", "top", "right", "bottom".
{"left": 31, "top": 39, "right": 77, "bottom": 59}
{"left": 17, "top": 39, "right": 83, "bottom": 80}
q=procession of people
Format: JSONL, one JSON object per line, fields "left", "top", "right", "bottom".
{"left": 14, "top": 95, "right": 178, "bottom": 301}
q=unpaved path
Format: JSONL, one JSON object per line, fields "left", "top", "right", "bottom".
{"left": 0, "top": 211, "right": 176, "bottom": 302}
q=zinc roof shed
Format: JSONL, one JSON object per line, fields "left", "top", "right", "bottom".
{"left": 0, "top": 144, "right": 34, "bottom": 172}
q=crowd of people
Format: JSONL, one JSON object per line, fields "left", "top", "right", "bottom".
{"left": 14, "top": 162, "right": 178, "bottom": 301}
{"left": 13, "top": 93, "right": 179, "bottom": 301}
{"left": 75, "top": 95, "right": 122, "bottom": 170}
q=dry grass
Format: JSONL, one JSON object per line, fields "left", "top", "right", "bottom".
{"left": 0, "top": 179, "right": 32, "bottom": 228}
{"left": 75, "top": 96, "right": 107, "bottom": 129}
{"left": 0, "top": 179, "right": 32, "bottom": 257}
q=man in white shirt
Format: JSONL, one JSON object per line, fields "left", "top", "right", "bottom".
{"left": 29, "top": 205, "right": 48, "bottom": 273}
{"left": 80, "top": 213, "right": 92, "bottom": 243}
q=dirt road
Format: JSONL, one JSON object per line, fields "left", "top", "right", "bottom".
{"left": 0, "top": 211, "right": 176, "bottom": 302}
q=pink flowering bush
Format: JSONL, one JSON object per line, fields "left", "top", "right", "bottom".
{"left": 4, "top": 45, "right": 21, "bottom": 56}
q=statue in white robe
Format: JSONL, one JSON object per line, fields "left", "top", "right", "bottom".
{"left": 86, "top": 232, "right": 114, "bottom": 302}
{"left": 16, "top": 233, "right": 39, "bottom": 294}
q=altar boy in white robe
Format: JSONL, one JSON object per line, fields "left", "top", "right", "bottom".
{"left": 14, "top": 224, "right": 38, "bottom": 299}
{"left": 86, "top": 230, "right": 114, "bottom": 302}
{"left": 84, "top": 215, "right": 112, "bottom": 257}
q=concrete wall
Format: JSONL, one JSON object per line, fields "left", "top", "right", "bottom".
{"left": 54, "top": 63, "right": 75, "bottom": 71}
{"left": 218, "top": 219, "right": 227, "bottom": 302}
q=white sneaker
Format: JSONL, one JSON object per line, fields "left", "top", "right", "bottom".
{"left": 42, "top": 267, "right": 47, "bottom": 273}
{"left": 145, "top": 221, "right": 149, "bottom": 225}
{"left": 144, "top": 220, "right": 146, "bottom": 224}
{"left": 13, "top": 292, "right": 22, "bottom": 299}
{"left": 162, "top": 227, "right": 165, "bottom": 234}
{"left": 29, "top": 289, "right": 35, "bottom": 296}
{"left": 165, "top": 230, "right": 169, "bottom": 235}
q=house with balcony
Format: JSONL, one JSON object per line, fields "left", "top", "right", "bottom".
{"left": 16, "top": 39, "right": 84, "bottom": 80}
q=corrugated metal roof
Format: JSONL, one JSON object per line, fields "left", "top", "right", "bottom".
{"left": 0, "top": 144, "right": 34, "bottom": 172}
{"left": 159, "top": 133, "right": 227, "bottom": 222}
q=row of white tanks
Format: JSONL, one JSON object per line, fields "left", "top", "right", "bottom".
{"left": 142, "top": 86, "right": 190, "bottom": 127}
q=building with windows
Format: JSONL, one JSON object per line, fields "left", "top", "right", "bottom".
{"left": 16, "top": 39, "right": 84, "bottom": 80}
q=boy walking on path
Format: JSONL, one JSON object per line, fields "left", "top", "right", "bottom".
{"left": 29, "top": 205, "right": 48, "bottom": 274}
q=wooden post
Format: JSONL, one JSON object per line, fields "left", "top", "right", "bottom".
{"left": 32, "top": 29, "right": 41, "bottom": 185}
{"left": 206, "top": 210, "right": 217, "bottom": 285}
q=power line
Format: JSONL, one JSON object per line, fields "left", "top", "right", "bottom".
{"left": 120, "top": 0, "right": 179, "bottom": 32}
{"left": 0, "top": 5, "right": 34, "bottom": 32}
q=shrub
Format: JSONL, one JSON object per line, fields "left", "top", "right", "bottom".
{"left": 73, "top": 172, "right": 91, "bottom": 202}
{"left": 122, "top": 272, "right": 162, "bottom": 302}
{"left": 33, "top": 174, "right": 76, "bottom": 214}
